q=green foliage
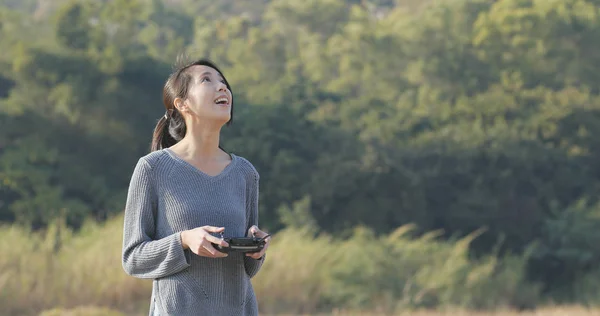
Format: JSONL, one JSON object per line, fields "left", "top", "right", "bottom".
{"left": 55, "top": 1, "right": 91, "bottom": 51}
{"left": 529, "top": 199, "right": 600, "bottom": 301}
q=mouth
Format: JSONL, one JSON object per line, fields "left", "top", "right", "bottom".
{"left": 214, "top": 96, "right": 230, "bottom": 106}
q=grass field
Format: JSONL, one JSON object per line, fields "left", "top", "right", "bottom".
{"left": 2, "top": 214, "right": 599, "bottom": 316}
{"left": 36, "top": 305, "right": 600, "bottom": 316}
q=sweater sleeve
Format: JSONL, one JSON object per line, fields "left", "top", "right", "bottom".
{"left": 244, "top": 168, "right": 266, "bottom": 278}
{"left": 122, "top": 158, "right": 191, "bottom": 279}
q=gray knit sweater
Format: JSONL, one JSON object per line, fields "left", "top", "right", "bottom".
{"left": 122, "top": 148, "right": 265, "bottom": 316}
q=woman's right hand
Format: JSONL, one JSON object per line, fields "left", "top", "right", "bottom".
{"left": 180, "top": 226, "right": 229, "bottom": 258}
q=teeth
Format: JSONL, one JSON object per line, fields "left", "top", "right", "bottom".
{"left": 216, "top": 97, "right": 228, "bottom": 104}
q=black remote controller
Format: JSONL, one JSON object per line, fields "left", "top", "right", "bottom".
{"left": 212, "top": 232, "right": 270, "bottom": 253}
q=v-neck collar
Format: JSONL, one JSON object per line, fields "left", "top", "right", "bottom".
{"left": 163, "top": 148, "right": 237, "bottom": 180}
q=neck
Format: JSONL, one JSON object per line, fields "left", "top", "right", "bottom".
{"left": 178, "top": 121, "right": 223, "bottom": 160}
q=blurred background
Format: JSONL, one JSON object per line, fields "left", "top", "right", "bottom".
{"left": 1, "top": 0, "right": 600, "bottom": 315}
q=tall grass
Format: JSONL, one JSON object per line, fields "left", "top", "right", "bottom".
{"left": 0, "top": 215, "right": 149, "bottom": 315}
{"left": 0, "top": 214, "right": 596, "bottom": 315}
{"left": 253, "top": 225, "right": 539, "bottom": 314}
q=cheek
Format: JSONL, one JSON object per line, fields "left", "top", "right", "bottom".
{"left": 188, "top": 88, "right": 211, "bottom": 106}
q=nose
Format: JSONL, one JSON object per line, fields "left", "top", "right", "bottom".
{"left": 217, "top": 81, "right": 227, "bottom": 92}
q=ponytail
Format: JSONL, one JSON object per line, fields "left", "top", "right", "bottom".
{"left": 150, "top": 111, "right": 187, "bottom": 152}
{"left": 150, "top": 116, "right": 175, "bottom": 152}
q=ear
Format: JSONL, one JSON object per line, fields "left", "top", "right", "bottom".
{"left": 174, "top": 97, "right": 187, "bottom": 112}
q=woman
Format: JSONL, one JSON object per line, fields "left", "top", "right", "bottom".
{"left": 121, "top": 58, "right": 270, "bottom": 316}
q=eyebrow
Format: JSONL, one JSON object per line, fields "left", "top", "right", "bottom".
{"left": 200, "top": 71, "right": 224, "bottom": 81}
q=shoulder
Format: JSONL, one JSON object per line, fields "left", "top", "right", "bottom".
{"left": 233, "top": 154, "right": 260, "bottom": 181}
{"left": 132, "top": 150, "right": 173, "bottom": 178}
{"left": 138, "top": 149, "right": 171, "bottom": 169}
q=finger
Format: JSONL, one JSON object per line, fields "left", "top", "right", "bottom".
{"left": 212, "top": 250, "right": 228, "bottom": 258}
{"left": 204, "top": 235, "right": 229, "bottom": 247}
{"left": 202, "top": 243, "right": 218, "bottom": 256}
{"left": 248, "top": 225, "right": 258, "bottom": 236}
{"left": 202, "top": 226, "right": 225, "bottom": 233}
{"left": 203, "top": 244, "right": 229, "bottom": 258}
{"left": 261, "top": 240, "right": 270, "bottom": 252}
{"left": 246, "top": 247, "right": 266, "bottom": 258}
{"left": 245, "top": 252, "right": 259, "bottom": 258}
{"left": 252, "top": 228, "right": 269, "bottom": 239}
{"left": 248, "top": 250, "right": 265, "bottom": 259}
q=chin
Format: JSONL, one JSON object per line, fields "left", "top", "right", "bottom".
{"left": 216, "top": 114, "right": 231, "bottom": 125}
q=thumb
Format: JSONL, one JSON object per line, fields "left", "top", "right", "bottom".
{"left": 248, "top": 225, "right": 258, "bottom": 236}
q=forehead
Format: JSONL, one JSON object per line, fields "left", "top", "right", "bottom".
{"left": 188, "top": 65, "right": 223, "bottom": 79}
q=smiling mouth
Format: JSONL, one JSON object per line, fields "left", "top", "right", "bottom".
{"left": 215, "top": 97, "right": 229, "bottom": 106}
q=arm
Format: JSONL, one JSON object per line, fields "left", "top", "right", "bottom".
{"left": 121, "top": 158, "right": 191, "bottom": 279}
{"left": 244, "top": 169, "right": 266, "bottom": 278}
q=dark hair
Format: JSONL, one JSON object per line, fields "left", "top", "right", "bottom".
{"left": 151, "top": 56, "right": 234, "bottom": 152}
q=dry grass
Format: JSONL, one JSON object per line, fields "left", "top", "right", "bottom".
{"left": 267, "top": 306, "right": 600, "bottom": 316}
{"left": 0, "top": 215, "right": 150, "bottom": 316}
{"left": 34, "top": 306, "right": 600, "bottom": 316}
{"left": 399, "top": 306, "right": 600, "bottom": 315}
{"left": 298, "top": 306, "right": 600, "bottom": 315}
{"left": 0, "top": 215, "right": 599, "bottom": 316}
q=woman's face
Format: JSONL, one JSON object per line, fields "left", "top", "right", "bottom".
{"left": 178, "top": 65, "right": 232, "bottom": 124}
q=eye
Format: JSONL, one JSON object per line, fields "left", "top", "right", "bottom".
{"left": 200, "top": 76, "right": 211, "bottom": 83}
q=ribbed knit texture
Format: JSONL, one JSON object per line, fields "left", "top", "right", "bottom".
{"left": 122, "top": 148, "right": 265, "bottom": 316}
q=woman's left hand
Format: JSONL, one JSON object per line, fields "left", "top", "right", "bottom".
{"left": 246, "top": 225, "right": 270, "bottom": 260}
